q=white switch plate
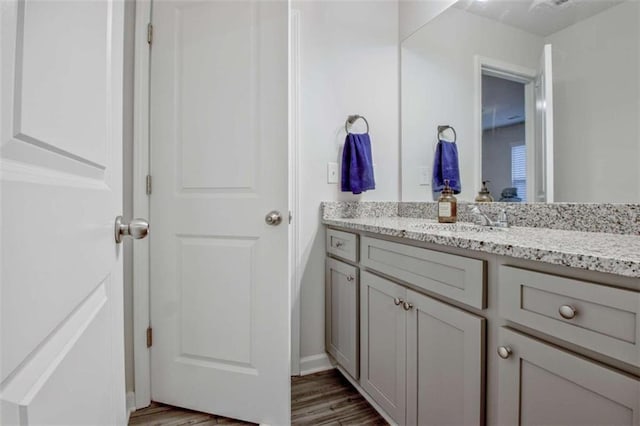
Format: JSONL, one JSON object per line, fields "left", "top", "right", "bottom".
{"left": 419, "top": 166, "right": 431, "bottom": 186}
{"left": 327, "top": 162, "right": 339, "bottom": 184}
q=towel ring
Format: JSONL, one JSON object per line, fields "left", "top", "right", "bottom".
{"left": 438, "top": 125, "right": 456, "bottom": 142}
{"left": 345, "top": 115, "right": 370, "bottom": 134}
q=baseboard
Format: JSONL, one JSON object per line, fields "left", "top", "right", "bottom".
{"left": 299, "top": 353, "right": 335, "bottom": 376}
{"left": 335, "top": 366, "right": 397, "bottom": 426}
{"left": 126, "top": 391, "right": 136, "bottom": 418}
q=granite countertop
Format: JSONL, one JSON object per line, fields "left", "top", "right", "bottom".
{"left": 322, "top": 216, "right": 640, "bottom": 278}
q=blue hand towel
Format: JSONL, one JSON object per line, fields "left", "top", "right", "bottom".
{"left": 432, "top": 139, "right": 461, "bottom": 194}
{"left": 341, "top": 133, "right": 375, "bottom": 194}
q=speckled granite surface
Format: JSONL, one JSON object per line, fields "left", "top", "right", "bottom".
{"left": 322, "top": 201, "right": 640, "bottom": 235}
{"left": 321, "top": 202, "right": 399, "bottom": 219}
{"left": 322, "top": 216, "right": 640, "bottom": 278}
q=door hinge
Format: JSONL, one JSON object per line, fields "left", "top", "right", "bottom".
{"left": 146, "top": 175, "right": 152, "bottom": 195}
{"left": 146, "top": 327, "right": 153, "bottom": 348}
{"left": 147, "top": 23, "right": 153, "bottom": 45}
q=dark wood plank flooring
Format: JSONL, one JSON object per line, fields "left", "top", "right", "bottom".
{"left": 129, "top": 369, "right": 387, "bottom": 425}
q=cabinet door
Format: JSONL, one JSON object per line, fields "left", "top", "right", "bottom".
{"left": 406, "top": 290, "right": 485, "bottom": 426}
{"left": 360, "top": 271, "right": 407, "bottom": 424}
{"left": 498, "top": 327, "right": 640, "bottom": 426}
{"left": 325, "top": 258, "right": 359, "bottom": 379}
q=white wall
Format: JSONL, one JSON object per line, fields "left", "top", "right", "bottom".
{"left": 293, "top": 0, "right": 399, "bottom": 370}
{"left": 399, "top": 0, "right": 457, "bottom": 41}
{"left": 546, "top": 1, "right": 640, "bottom": 202}
{"left": 401, "top": 7, "right": 544, "bottom": 201}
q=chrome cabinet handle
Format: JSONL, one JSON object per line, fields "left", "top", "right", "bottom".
{"left": 115, "top": 216, "right": 149, "bottom": 243}
{"left": 559, "top": 305, "right": 577, "bottom": 320}
{"left": 393, "top": 297, "right": 404, "bottom": 306}
{"left": 497, "top": 346, "right": 512, "bottom": 359}
{"left": 346, "top": 275, "right": 355, "bottom": 282}
{"left": 265, "top": 211, "right": 282, "bottom": 226}
{"left": 334, "top": 241, "right": 344, "bottom": 248}
{"left": 403, "top": 301, "right": 414, "bottom": 311}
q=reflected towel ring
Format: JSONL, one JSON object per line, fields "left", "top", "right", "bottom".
{"left": 345, "top": 115, "right": 370, "bottom": 134}
{"left": 438, "top": 125, "right": 457, "bottom": 142}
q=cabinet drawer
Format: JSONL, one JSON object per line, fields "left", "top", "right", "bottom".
{"left": 361, "top": 236, "right": 486, "bottom": 309}
{"left": 499, "top": 265, "right": 640, "bottom": 367}
{"left": 326, "top": 229, "right": 357, "bottom": 262}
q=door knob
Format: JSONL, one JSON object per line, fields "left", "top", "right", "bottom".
{"left": 265, "top": 211, "right": 282, "bottom": 226}
{"left": 403, "top": 301, "right": 414, "bottom": 311}
{"left": 497, "top": 346, "right": 512, "bottom": 359}
{"left": 115, "top": 216, "right": 149, "bottom": 243}
{"left": 393, "top": 297, "right": 404, "bottom": 306}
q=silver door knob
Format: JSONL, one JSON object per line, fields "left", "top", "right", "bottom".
{"left": 559, "top": 305, "right": 577, "bottom": 320}
{"left": 497, "top": 346, "right": 512, "bottom": 359}
{"left": 403, "top": 301, "right": 414, "bottom": 311}
{"left": 393, "top": 297, "right": 404, "bottom": 306}
{"left": 265, "top": 211, "right": 282, "bottom": 226}
{"left": 115, "top": 216, "right": 149, "bottom": 243}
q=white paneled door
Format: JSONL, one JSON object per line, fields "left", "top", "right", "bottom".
{"left": 1, "top": 1, "right": 126, "bottom": 425}
{"left": 149, "top": 1, "right": 290, "bottom": 424}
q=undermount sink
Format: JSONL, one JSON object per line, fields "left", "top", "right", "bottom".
{"left": 408, "top": 221, "right": 508, "bottom": 233}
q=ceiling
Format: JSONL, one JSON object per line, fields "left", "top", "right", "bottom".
{"left": 482, "top": 75, "right": 525, "bottom": 130}
{"left": 454, "top": 0, "right": 625, "bottom": 36}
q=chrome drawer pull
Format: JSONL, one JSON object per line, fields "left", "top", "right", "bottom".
{"left": 497, "top": 346, "right": 512, "bottom": 359}
{"left": 334, "top": 241, "right": 344, "bottom": 248}
{"left": 346, "top": 275, "right": 355, "bottom": 282}
{"left": 559, "top": 304, "right": 577, "bottom": 320}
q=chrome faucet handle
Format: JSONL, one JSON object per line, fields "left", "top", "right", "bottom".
{"left": 497, "top": 209, "right": 510, "bottom": 228}
{"left": 468, "top": 205, "right": 492, "bottom": 226}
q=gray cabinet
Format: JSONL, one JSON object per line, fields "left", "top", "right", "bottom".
{"left": 360, "top": 271, "right": 407, "bottom": 424}
{"left": 499, "top": 265, "right": 640, "bottom": 367}
{"left": 497, "top": 327, "right": 640, "bottom": 426}
{"left": 360, "top": 271, "right": 486, "bottom": 426}
{"left": 326, "top": 226, "right": 640, "bottom": 426}
{"left": 325, "top": 258, "right": 359, "bottom": 379}
{"left": 361, "top": 236, "right": 486, "bottom": 309}
{"left": 406, "top": 289, "right": 485, "bottom": 426}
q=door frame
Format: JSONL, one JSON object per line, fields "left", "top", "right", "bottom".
{"left": 474, "top": 56, "right": 536, "bottom": 202}
{"left": 132, "top": 0, "right": 152, "bottom": 409}
{"left": 131, "top": 0, "right": 301, "bottom": 408}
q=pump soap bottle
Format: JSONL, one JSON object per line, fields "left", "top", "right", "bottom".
{"left": 438, "top": 179, "right": 457, "bottom": 223}
{"left": 475, "top": 180, "right": 494, "bottom": 203}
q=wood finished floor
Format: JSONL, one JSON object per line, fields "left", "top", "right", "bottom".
{"left": 129, "top": 369, "right": 387, "bottom": 426}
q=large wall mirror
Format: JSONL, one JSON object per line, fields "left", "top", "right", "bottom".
{"left": 401, "top": 0, "right": 639, "bottom": 203}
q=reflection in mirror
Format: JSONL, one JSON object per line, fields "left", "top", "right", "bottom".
{"left": 401, "top": 0, "right": 639, "bottom": 203}
{"left": 482, "top": 75, "right": 527, "bottom": 202}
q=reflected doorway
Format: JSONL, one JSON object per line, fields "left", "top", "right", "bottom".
{"left": 481, "top": 74, "right": 528, "bottom": 202}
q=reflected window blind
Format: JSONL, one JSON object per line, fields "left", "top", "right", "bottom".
{"left": 511, "top": 144, "right": 527, "bottom": 202}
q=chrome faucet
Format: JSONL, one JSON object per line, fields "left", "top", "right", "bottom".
{"left": 468, "top": 205, "right": 509, "bottom": 228}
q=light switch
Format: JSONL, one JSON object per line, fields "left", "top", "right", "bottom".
{"left": 419, "top": 167, "right": 431, "bottom": 186}
{"left": 327, "top": 162, "right": 339, "bottom": 184}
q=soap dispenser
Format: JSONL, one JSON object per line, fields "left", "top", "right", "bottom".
{"left": 438, "top": 179, "right": 457, "bottom": 223}
{"left": 475, "top": 180, "right": 494, "bottom": 203}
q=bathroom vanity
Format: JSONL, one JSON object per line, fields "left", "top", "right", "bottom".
{"left": 323, "top": 203, "right": 640, "bottom": 426}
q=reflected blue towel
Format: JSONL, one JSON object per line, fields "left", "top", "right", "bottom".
{"left": 341, "top": 133, "right": 375, "bottom": 194}
{"left": 432, "top": 139, "right": 461, "bottom": 194}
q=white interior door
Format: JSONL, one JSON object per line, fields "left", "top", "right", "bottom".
{"left": 149, "top": 1, "right": 290, "bottom": 424}
{"left": 1, "top": 1, "right": 126, "bottom": 425}
{"left": 534, "top": 43, "right": 554, "bottom": 202}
